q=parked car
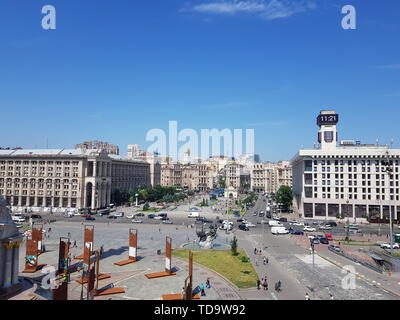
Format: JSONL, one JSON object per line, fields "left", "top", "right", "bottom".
{"left": 85, "top": 216, "right": 95, "bottom": 221}
{"left": 311, "top": 238, "right": 320, "bottom": 245}
{"left": 131, "top": 219, "right": 143, "bottom": 224}
{"left": 154, "top": 216, "right": 163, "bottom": 220}
{"left": 237, "top": 218, "right": 245, "bottom": 223}
{"left": 136, "top": 212, "right": 145, "bottom": 217}
{"left": 325, "top": 233, "right": 333, "bottom": 241}
{"left": 271, "top": 226, "right": 289, "bottom": 235}
{"left": 328, "top": 245, "right": 341, "bottom": 252}
{"left": 238, "top": 224, "right": 249, "bottom": 231}
{"left": 115, "top": 212, "right": 124, "bottom": 217}
{"left": 380, "top": 243, "right": 400, "bottom": 249}
{"left": 126, "top": 214, "right": 136, "bottom": 219}
{"left": 252, "top": 212, "right": 258, "bottom": 216}
{"left": 31, "top": 214, "right": 42, "bottom": 219}
{"left": 217, "top": 219, "right": 224, "bottom": 224}
{"left": 279, "top": 217, "right": 288, "bottom": 222}
{"left": 258, "top": 213, "right": 265, "bottom": 217}
{"left": 12, "top": 216, "right": 26, "bottom": 223}
{"left": 319, "top": 225, "right": 332, "bottom": 230}
{"left": 326, "top": 221, "right": 338, "bottom": 227}
{"left": 293, "top": 222, "right": 304, "bottom": 226}
{"left": 107, "top": 215, "right": 118, "bottom": 219}
{"left": 290, "top": 230, "right": 304, "bottom": 235}
{"left": 304, "top": 226, "right": 316, "bottom": 232}
{"left": 82, "top": 214, "right": 92, "bottom": 218}
{"left": 162, "top": 220, "right": 173, "bottom": 224}
{"left": 147, "top": 214, "right": 155, "bottom": 219}
{"left": 319, "top": 238, "right": 329, "bottom": 244}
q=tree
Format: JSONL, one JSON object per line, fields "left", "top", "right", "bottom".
{"left": 275, "top": 186, "right": 293, "bottom": 211}
{"left": 143, "top": 202, "right": 150, "bottom": 211}
{"left": 231, "top": 236, "right": 238, "bottom": 256}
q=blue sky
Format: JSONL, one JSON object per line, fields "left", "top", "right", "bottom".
{"left": 0, "top": 0, "right": 399, "bottom": 161}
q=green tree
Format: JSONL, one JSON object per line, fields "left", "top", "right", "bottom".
{"left": 275, "top": 186, "right": 293, "bottom": 211}
{"left": 143, "top": 202, "right": 150, "bottom": 211}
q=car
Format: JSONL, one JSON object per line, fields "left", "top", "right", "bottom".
{"left": 114, "top": 212, "right": 124, "bottom": 217}
{"left": 258, "top": 213, "right": 265, "bottom": 217}
{"left": 319, "top": 225, "right": 332, "bottom": 230}
{"left": 162, "top": 220, "right": 173, "bottom": 224}
{"left": 12, "top": 216, "right": 26, "bottom": 223}
{"left": 126, "top": 214, "right": 136, "bottom": 219}
{"left": 324, "top": 233, "right": 333, "bottom": 241}
{"left": 245, "top": 222, "right": 256, "bottom": 228}
{"left": 154, "top": 216, "right": 163, "bottom": 220}
{"left": 252, "top": 212, "right": 258, "bottom": 216}
{"left": 82, "top": 214, "right": 92, "bottom": 218}
{"left": 237, "top": 218, "right": 244, "bottom": 223}
{"left": 304, "top": 226, "right": 316, "bottom": 232}
{"left": 202, "top": 219, "right": 213, "bottom": 223}
{"left": 380, "top": 243, "right": 400, "bottom": 249}
{"left": 31, "top": 214, "right": 42, "bottom": 219}
{"left": 293, "top": 222, "right": 304, "bottom": 226}
{"left": 271, "top": 226, "right": 290, "bottom": 235}
{"left": 238, "top": 224, "right": 249, "bottom": 231}
{"left": 131, "top": 219, "right": 143, "bottom": 224}
{"left": 328, "top": 245, "right": 341, "bottom": 252}
{"left": 136, "top": 213, "right": 145, "bottom": 217}
{"left": 217, "top": 219, "right": 224, "bottom": 224}
{"left": 279, "top": 217, "right": 288, "bottom": 222}
{"left": 319, "top": 238, "right": 329, "bottom": 244}
{"left": 311, "top": 238, "right": 320, "bottom": 245}
{"left": 290, "top": 230, "right": 304, "bottom": 235}
{"left": 147, "top": 214, "right": 155, "bottom": 219}
{"left": 85, "top": 216, "right": 95, "bottom": 221}
{"left": 316, "top": 234, "right": 325, "bottom": 239}
{"left": 107, "top": 215, "right": 118, "bottom": 219}
{"left": 326, "top": 221, "right": 338, "bottom": 227}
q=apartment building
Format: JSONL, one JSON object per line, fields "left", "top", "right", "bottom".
{"left": 251, "top": 161, "right": 292, "bottom": 194}
{"left": 75, "top": 140, "right": 119, "bottom": 155}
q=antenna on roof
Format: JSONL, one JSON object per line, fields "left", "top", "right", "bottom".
{"left": 391, "top": 138, "right": 394, "bottom": 149}
{"left": 376, "top": 138, "right": 379, "bottom": 146}
{"left": 46, "top": 138, "right": 49, "bottom": 149}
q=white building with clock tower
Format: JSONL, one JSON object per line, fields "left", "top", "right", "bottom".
{"left": 292, "top": 110, "right": 400, "bottom": 223}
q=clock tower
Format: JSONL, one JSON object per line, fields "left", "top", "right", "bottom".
{"left": 317, "top": 110, "right": 339, "bottom": 151}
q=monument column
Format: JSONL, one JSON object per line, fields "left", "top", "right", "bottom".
{"left": 12, "top": 241, "right": 22, "bottom": 285}
{"left": 3, "top": 242, "right": 14, "bottom": 288}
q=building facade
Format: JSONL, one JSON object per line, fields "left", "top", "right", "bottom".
{"left": 0, "top": 149, "right": 150, "bottom": 211}
{"left": 251, "top": 161, "right": 292, "bottom": 194}
{"left": 292, "top": 110, "right": 400, "bottom": 221}
{"left": 75, "top": 141, "right": 119, "bottom": 155}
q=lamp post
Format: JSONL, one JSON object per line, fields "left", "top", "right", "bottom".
{"left": 135, "top": 193, "right": 139, "bottom": 207}
{"left": 310, "top": 237, "right": 315, "bottom": 297}
{"left": 383, "top": 151, "right": 394, "bottom": 255}
{"left": 346, "top": 199, "right": 350, "bottom": 243}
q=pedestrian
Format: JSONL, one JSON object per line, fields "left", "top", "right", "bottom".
{"left": 201, "top": 283, "right": 206, "bottom": 296}
{"left": 73, "top": 240, "right": 77, "bottom": 248}
{"left": 266, "top": 257, "right": 269, "bottom": 264}
{"left": 206, "top": 278, "right": 211, "bottom": 289}
{"left": 254, "top": 248, "right": 257, "bottom": 255}
{"left": 329, "top": 294, "right": 334, "bottom": 300}
{"left": 275, "top": 280, "right": 281, "bottom": 292}
{"left": 67, "top": 232, "right": 71, "bottom": 238}
{"left": 263, "top": 257, "right": 267, "bottom": 265}
{"left": 263, "top": 278, "right": 268, "bottom": 290}
{"left": 305, "top": 293, "right": 310, "bottom": 300}
{"left": 181, "top": 287, "right": 185, "bottom": 299}
{"left": 256, "top": 279, "right": 261, "bottom": 290}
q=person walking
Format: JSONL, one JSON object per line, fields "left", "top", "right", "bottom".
{"left": 257, "top": 279, "right": 261, "bottom": 290}
{"left": 263, "top": 278, "right": 268, "bottom": 290}
{"left": 275, "top": 280, "right": 281, "bottom": 292}
{"left": 305, "top": 293, "right": 310, "bottom": 300}
{"left": 329, "top": 294, "right": 334, "bottom": 300}
{"left": 73, "top": 240, "right": 77, "bottom": 248}
{"left": 201, "top": 283, "right": 206, "bottom": 296}
{"left": 205, "top": 278, "right": 210, "bottom": 289}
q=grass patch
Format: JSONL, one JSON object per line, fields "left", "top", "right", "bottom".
{"left": 172, "top": 248, "right": 258, "bottom": 289}
{"left": 140, "top": 207, "right": 159, "bottom": 212}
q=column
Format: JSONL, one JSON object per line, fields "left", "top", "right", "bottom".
{"left": 91, "top": 184, "right": 96, "bottom": 210}
{"left": 0, "top": 243, "right": 4, "bottom": 287}
{"left": 2, "top": 242, "right": 14, "bottom": 288}
{"left": 12, "top": 241, "right": 21, "bottom": 285}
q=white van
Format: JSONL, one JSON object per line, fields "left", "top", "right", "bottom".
{"left": 271, "top": 226, "right": 289, "bottom": 235}
{"left": 268, "top": 220, "right": 282, "bottom": 227}
{"left": 188, "top": 212, "right": 200, "bottom": 218}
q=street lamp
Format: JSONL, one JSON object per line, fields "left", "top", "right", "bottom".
{"left": 346, "top": 199, "right": 350, "bottom": 243}
{"left": 383, "top": 152, "right": 394, "bottom": 255}
{"left": 135, "top": 193, "right": 139, "bottom": 207}
{"left": 310, "top": 237, "right": 315, "bottom": 297}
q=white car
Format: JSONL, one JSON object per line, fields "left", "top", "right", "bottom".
{"left": 380, "top": 243, "right": 399, "bottom": 249}
{"left": 304, "top": 226, "right": 317, "bottom": 232}
{"left": 12, "top": 216, "right": 26, "bottom": 223}
{"left": 293, "top": 222, "right": 304, "bottom": 226}
{"left": 319, "top": 225, "right": 332, "bottom": 230}
{"left": 126, "top": 214, "right": 136, "bottom": 219}
{"left": 245, "top": 222, "right": 256, "bottom": 228}
{"left": 115, "top": 212, "right": 124, "bottom": 217}
{"left": 154, "top": 216, "right": 163, "bottom": 220}
{"left": 162, "top": 220, "right": 173, "bottom": 224}
{"left": 131, "top": 219, "right": 143, "bottom": 224}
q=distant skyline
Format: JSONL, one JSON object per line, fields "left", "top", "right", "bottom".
{"left": 1, "top": 0, "right": 399, "bottom": 162}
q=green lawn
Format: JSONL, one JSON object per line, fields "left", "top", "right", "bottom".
{"left": 172, "top": 248, "right": 258, "bottom": 289}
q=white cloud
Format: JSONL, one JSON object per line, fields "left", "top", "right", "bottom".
{"left": 186, "top": 0, "right": 316, "bottom": 20}
{"left": 378, "top": 64, "right": 400, "bottom": 70}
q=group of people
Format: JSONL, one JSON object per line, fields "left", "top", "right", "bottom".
{"left": 254, "top": 248, "right": 263, "bottom": 255}
{"left": 256, "top": 277, "right": 282, "bottom": 292}
{"left": 199, "top": 278, "right": 212, "bottom": 297}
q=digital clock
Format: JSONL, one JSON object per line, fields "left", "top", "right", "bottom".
{"left": 317, "top": 114, "right": 339, "bottom": 126}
